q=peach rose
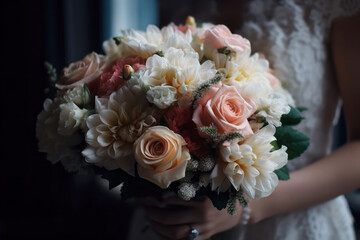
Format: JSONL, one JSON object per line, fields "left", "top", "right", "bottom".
{"left": 134, "top": 126, "right": 191, "bottom": 189}
{"left": 192, "top": 84, "right": 256, "bottom": 139}
{"left": 56, "top": 52, "right": 104, "bottom": 90}
{"left": 203, "top": 25, "right": 250, "bottom": 54}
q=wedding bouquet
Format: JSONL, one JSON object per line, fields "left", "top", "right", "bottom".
{"left": 36, "top": 16, "right": 309, "bottom": 214}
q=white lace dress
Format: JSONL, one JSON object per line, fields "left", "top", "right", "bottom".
{"left": 127, "top": 0, "right": 360, "bottom": 239}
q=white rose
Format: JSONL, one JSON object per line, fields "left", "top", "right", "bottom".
{"left": 146, "top": 85, "right": 177, "bottom": 109}
{"left": 61, "top": 85, "right": 85, "bottom": 106}
{"left": 58, "top": 102, "right": 89, "bottom": 136}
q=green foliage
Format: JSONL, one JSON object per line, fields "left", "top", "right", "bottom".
{"left": 44, "top": 61, "right": 57, "bottom": 83}
{"left": 274, "top": 126, "right": 310, "bottom": 160}
{"left": 192, "top": 73, "right": 222, "bottom": 107}
{"left": 296, "top": 107, "right": 308, "bottom": 112}
{"left": 270, "top": 140, "right": 280, "bottom": 151}
{"left": 82, "top": 85, "right": 91, "bottom": 107}
{"left": 112, "top": 36, "right": 122, "bottom": 45}
{"left": 281, "top": 105, "right": 305, "bottom": 126}
{"left": 220, "top": 132, "right": 244, "bottom": 144}
{"left": 217, "top": 47, "right": 232, "bottom": 56}
{"left": 154, "top": 50, "right": 164, "bottom": 57}
{"left": 207, "top": 190, "right": 230, "bottom": 211}
{"left": 200, "top": 126, "right": 220, "bottom": 142}
{"left": 274, "top": 165, "right": 290, "bottom": 180}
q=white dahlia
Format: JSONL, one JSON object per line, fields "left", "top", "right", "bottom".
{"left": 211, "top": 125, "right": 288, "bottom": 199}
{"left": 104, "top": 24, "right": 194, "bottom": 60}
{"left": 81, "top": 85, "right": 157, "bottom": 174}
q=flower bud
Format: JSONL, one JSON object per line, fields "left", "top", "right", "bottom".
{"left": 122, "top": 64, "right": 134, "bottom": 80}
{"left": 185, "top": 16, "right": 196, "bottom": 27}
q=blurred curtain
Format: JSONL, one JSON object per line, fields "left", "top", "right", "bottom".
{"left": 0, "top": 0, "right": 158, "bottom": 238}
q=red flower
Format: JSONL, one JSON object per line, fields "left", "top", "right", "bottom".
{"left": 88, "top": 57, "right": 145, "bottom": 98}
{"left": 164, "top": 104, "right": 210, "bottom": 158}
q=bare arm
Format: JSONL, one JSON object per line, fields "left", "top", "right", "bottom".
{"left": 249, "top": 12, "right": 360, "bottom": 224}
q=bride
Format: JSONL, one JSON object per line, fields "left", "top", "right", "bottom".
{"left": 127, "top": 0, "right": 360, "bottom": 239}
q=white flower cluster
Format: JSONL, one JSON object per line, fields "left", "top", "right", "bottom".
{"left": 36, "top": 86, "right": 90, "bottom": 172}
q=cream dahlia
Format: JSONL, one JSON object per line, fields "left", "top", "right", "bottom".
{"left": 81, "top": 85, "right": 157, "bottom": 174}
{"left": 211, "top": 125, "right": 288, "bottom": 199}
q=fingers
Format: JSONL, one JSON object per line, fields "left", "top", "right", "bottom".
{"left": 161, "top": 195, "right": 207, "bottom": 207}
{"left": 144, "top": 205, "right": 199, "bottom": 225}
{"left": 150, "top": 221, "right": 212, "bottom": 240}
{"left": 139, "top": 196, "right": 167, "bottom": 208}
{"left": 143, "top": 198, "right": 219, "bottom": 225}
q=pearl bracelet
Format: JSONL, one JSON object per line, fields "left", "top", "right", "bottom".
{"left": 240, "top": 206, "right": 251, "bottom": 225}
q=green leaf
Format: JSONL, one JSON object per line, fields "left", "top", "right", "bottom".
{"left": 217, "top": 47, "right": 232, "bottom": 55}
{"left": 281, "top": 105, "right": 304, "bottom": 126}
{"left": 44, "top": 61, "right": 57, "bottom": 83}
{"left": 274, "top": 165, "right": 290, "bottom": 180}
{"left": 112, "top": 36, "right": 122, "bottom": 45}
{"left": 101, "top": 168, "right": 131, "bottom": 190}
{"left": 82, "top": 85, "right": 91, "bottom": 106}
{"left": 296, "top": 107, "right": 308, "bottom": 112}
{"left": 275, "top": 126, "right": 310, "bottom": 160}
{"left": 207, "top": 190, "right": 230, "bottom": 211}
{"left": 270, "top": 140, "right": 280, "bottom": 151}
{"left": 154, "top": 50, "right": 164, "bottom": 57}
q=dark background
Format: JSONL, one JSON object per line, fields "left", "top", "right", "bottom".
{"left": 0, "top": 0, "right": 358, "bottom": 239}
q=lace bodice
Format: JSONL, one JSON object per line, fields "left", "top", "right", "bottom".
{"left": 239, "top": 0, "right": 359, "bottom": 172}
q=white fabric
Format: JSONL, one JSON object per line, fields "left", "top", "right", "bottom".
{"left": 127, "top": 0, "right": 359, "bottom": 239}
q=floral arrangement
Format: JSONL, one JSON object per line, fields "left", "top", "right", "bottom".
{"left": 36, "top": 16, "right": 309, "bottom": 214}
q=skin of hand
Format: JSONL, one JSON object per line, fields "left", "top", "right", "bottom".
{"left": 140, "top": 196, "right": 243, "bottom": 240}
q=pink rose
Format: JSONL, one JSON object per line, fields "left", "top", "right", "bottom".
{"left": 56, "top": 52, "right": 104, "bottom": 90}
{"left": 203, "top": 25, "right": 250, "bottom": 53}
{"left": 192, "top": 84, "right": 256, "bottom": 139}
{"left": 88, "top": 57, "right": 145, "bottom": 98}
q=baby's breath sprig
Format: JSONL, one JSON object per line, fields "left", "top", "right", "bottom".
{"left": 191, "top": 73, "right": 223, "bottom": 108}
{"left": 199, "top": 126, "right": 221, "bottom": 143}
{"left": 236, "top": 189, "right": 248, "bottom": 208}
{"left": 227, "top": 189, "right": 248, "bottom": 215}
{"left": 219, "top": 132, "right": 244, "bottom": 144}
{"left": 200, "top": 126, "right": 244, "bottom": 146}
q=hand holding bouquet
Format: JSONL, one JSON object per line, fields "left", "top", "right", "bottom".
{"left": 37, "top": 16, "right": 309, "bottom": 214}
